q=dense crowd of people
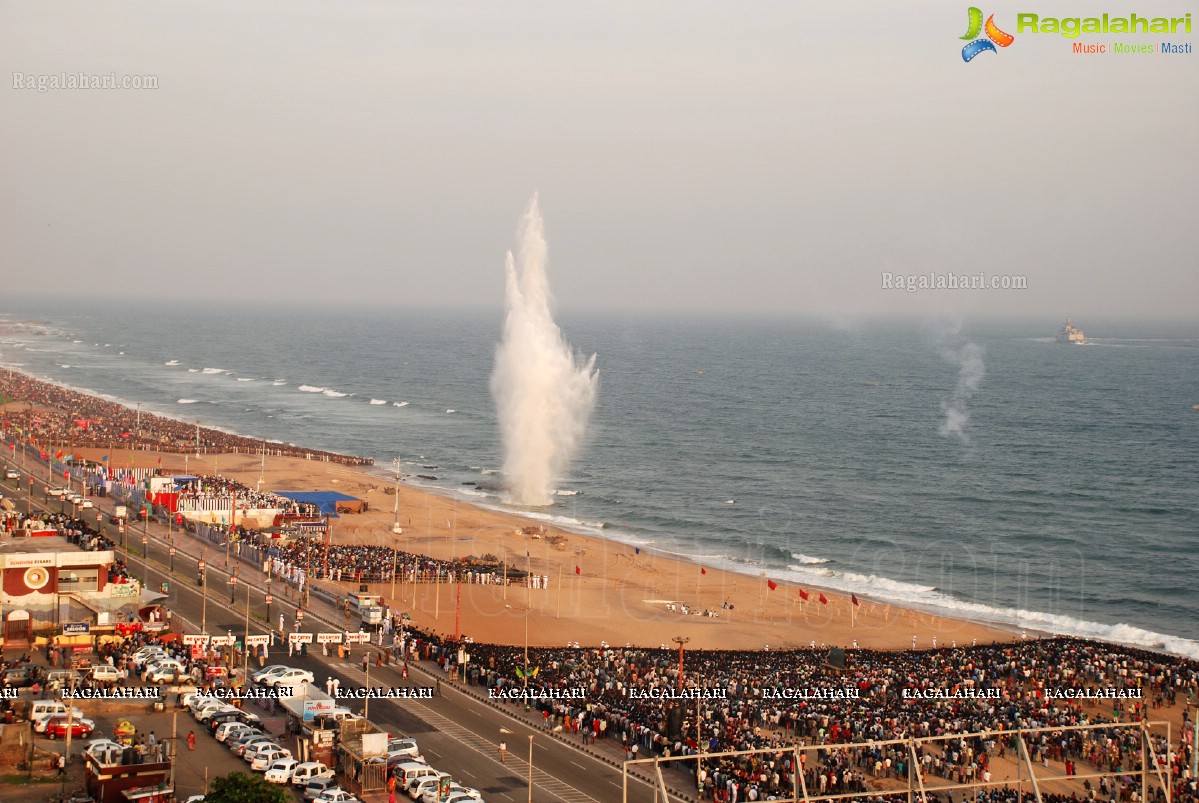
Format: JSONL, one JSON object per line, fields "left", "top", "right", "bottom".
{"left": 0, "top": 370, "right": 372, "bottom": 465}
{"left": 395, "top": 630, "right": 1198, "bottom": 803}
{"left": 175, "top": 473, "right": 322, "bottom": 516}
{"left": 271, "top": 536, "right": 496, "bottom": 585}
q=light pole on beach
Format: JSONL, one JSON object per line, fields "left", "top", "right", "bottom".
{"left": 390, "top": 457, "right": 403, "bottom": 605}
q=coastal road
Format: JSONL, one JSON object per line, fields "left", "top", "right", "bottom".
{"left": 3, "top": 457, "right": 689, "bottom": 803}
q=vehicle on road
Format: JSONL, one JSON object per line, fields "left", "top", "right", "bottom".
{"left": 302, "top": 778, "right": 339, "bottom": 801}
{"left": 263, "top": 757, "right": 299, "bottom": 783}
{"left": 144, "top": 659, "right": 187, "bottom": 684}
{"left": 45, "top": 716, "right": 96, "bottom": 739}
{"left": 314, "top": 789, "right": 360, "bottom": 803}
{"left": 215, "top": 722, "right": 255, "bottom": 743}
{"left": 262, "top": 667, "right": 315, "bottom": 687}
{"left": 251, "top": 664, "right": 291, "bottom": 682}
{"left": 251, "top": 746, "right": 292, "bottom": 771}
{"left": 291, "top": 762, "right": 334, "bottom": 787}
{"left": 4, "top": 469, "right": 19, "bottom": 480}
{"left": 89, "top": 664, "right": 122, "bottom": 684}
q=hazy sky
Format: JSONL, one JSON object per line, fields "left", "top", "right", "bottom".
{"left": 2, "top": 1, "right": 1196, "bottom": 318}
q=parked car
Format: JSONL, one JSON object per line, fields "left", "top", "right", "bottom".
{"left": 263, "top": 668, "right": 314, "bottom": 687}
{"left": 250, "top": 746, "right": 292, "bottom": 771}
{"left": 291, "top": 761, "right": 334, "bottom": 787}
{"left": 387, "top": 737, "right": 422, "bottom": 761}
{"left": 244, "top": 741, "right": 288, "bottom": 763}
{"left": 215, "top": 722, "right": 255, "bottom": 743}
{"left": 314, "top": 790, "right": 360, "bottom": 803}
{"left": 4, "top": 469, "right": 19, "bottom": 480}
{"left": 233, "top": 736, "right": 277, "bottom": 758}
{"left": 226, "top": 731, "right": 266, "bottom": 753}
{"left": 89, "top": 664, "right": 122, "bottom": 684}
{"left": 2, "top": 667, "right": 36, "bottom": 688}
{"left": 302, "top": 778, "right": 339, "bottom": 801}
{"left": 45, "top": 716, "right": 96, "bottom": 739}
{"left": 144, "top": 659, "right": 187, "bottom": 684}
{"left": 263, "top": 757, "right": 299, "bottom": 783}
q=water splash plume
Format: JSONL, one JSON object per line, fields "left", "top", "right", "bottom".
{"left": 490, "top": 195, "right": 598, "bottom": 506}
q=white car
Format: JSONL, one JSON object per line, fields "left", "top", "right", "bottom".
{"left": 251, "top": 746, "right": 292, "bottom": 771}
{"left": 81, "top": 499, "right": 94, "bottom": 508}
{"left": 234, "top": 737, "right": 278, "bottom": 758}
{"left": 215, "top": 722, "right": 256, "bottom": 743}
{"left": 315, "top": 790, "right": 360, "bottom": 803}
{"left": 446, "top": 786, "right": 482, "bottom": 800}
{"left": 387, "top": 737, "right": 422, "bottom": 760}
{"left": 263, "top": 757, "right": 299, "bottom": 783}
{"left": 405, "top": 769, "right": 447, "bottom": 797}
{"left": 291, "top": 761, "right": 335, "bottom": 787}
{"left": 264, "top": 668, "right": 314, "bottom": 687}
{"left": 144, "top": 659, "right": 187, "bottom": 683}
{"left": 245, "top": 742, "right": 288, "bottom": 763}
{"left": 421, "top": 791, "right": 475, "bottom": 803}
{"left": 251, "top": 664, "right": 291, "bottom": 683}
{"left": 47, "top": 487, "right": 67, "bottom": 497}
{"left": 131, "top": 648, "right": 169, "bottom": 670}
{"left": 4, "top": 469, "right": 19, "bottom": 480}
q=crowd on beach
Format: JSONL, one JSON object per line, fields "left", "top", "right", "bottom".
{"left": 270, "top": 536, "right": 497, "bottom": 585}
{"left": 0, "top": 370, "right": 372, "bottom": 465}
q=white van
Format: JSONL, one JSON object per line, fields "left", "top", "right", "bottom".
{"left": 393, "top": 762, "right": 436, "bottom": 788}
{"left": 90, "top": 664, "right": 122, "bottom": 684}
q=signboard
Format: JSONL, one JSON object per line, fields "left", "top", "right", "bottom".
{"left": 316, "top": 632, "right": 343, "bottom": 644}
{"left": 361, "top": 732, "right": 387, "bottom": 758}
{"left": 110, "top": 583, "right": 139, "bottom": 598}
{"left": 227, "top": 576, "right": 237, "bottom": 585}
{"left": 288, "top": 632, "right": 314, "bottom": 644}
{"left": 209, "top": 635, "right": 234, "bottom": 647}
{"left": 197, "top": 560, "right": 205, "bottom": 571}
{"left": 245, "top": 635, "right": 270, "bottom": 647}
{"left": 344, "top": 631, "right": 369, "bottom": 644}
{"left": 169, "top": 547, "right": 176, "bottom": 556}
{"left": 302, "top": 699, "right": 337, "bottom": 722}
{"left": 313, "top": 729, "right": 335, "bottom": 747}
{"left": 182, "top": 634, "right": 210, "bottom": 647}
{"left": 144, "top": 622, "right": 166, "bottom": 632}
{"left": 7, "top": 556, "right": 55, "bottom": 568}
{"left": 63, "top": 622, "right": 91, "bottom": 635}
{"left": 264, "top": 594, "right": 273, "bottom": 604}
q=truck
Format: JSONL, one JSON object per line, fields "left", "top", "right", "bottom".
{"left": 110, "top": 505, "right": 128, "bottom": 523}
{"left": 345, "top": 592, "right": 383, "bottom": 625}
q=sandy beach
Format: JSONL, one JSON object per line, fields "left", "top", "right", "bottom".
{"left": 49, "top": 445, "right": 1018, "bottom": 652}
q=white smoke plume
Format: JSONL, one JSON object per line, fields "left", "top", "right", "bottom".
{"left": 490, "top": 195, "right": 598, "bottom": 506}
{"left": 939, "top": 340, "right": 985, "bottom": 444}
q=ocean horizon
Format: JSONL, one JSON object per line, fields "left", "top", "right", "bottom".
{"left": 2, "top": 298, "right": 1197, "bottom": 657}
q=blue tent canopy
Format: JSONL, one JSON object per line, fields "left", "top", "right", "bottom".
{"left": 272, "top": 491, "right": 362, "bottom": 517}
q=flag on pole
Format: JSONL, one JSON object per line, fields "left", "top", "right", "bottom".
{"left": 766, "top": 579, "right": 778, "bottom": 591}
{"left": 798, "top": 589, "right": 810, "bottom": 601}
{"left": 574, "top": 565, "right": 581, "bottom": 576}
{"left": 55, "top": 450, "right": 64, "bottom": 459}
{"left": 818, "top": 593, "right": 828, "bottom": 605}
{"left": 851, "top": 593, "right": 860, "bottom": 606}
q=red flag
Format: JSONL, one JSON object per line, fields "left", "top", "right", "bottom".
{"left": 157, "top": 457, "right": 162, "bottom": 466}
{"left": 575, "top": 565, "right": 581, "bottom": 576}
{"left": 798, "top": 589, "right": 810, "bottom": 601}
{"left": 818, "top": 593, "right": 828, "bottom": 605}
{"left": 851, "top": 593, "right": 860, "bottom": 606}
{"left": 63, "top": 470, "right": 69, "bottom": 479}
{"left": 766, "top": 579, "right": 778, "bottom": 591}
{"left": 55, "top": 450, "right": 64, "bottom": 459}
{"left": 700, "top": 567, "right": 707, "bottom": 576}
{"left": 40, "top": 450, "right": 48, "bottom": 459}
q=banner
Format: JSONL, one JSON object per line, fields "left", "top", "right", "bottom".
{"left": 316, "top": 632, "right": 343, "bottom": 644}
{"left": 245, "top": 635, "right": 270, "bottom": 647}
{"left": 288, "top": 632, "right": 314, "bottom": 644}
{"left": 182, "top": 634, "right": 210, "bottom": 647}
{"left": 344, "top": 631, "right": 369, "bottom": 644}
{"left": 209, "top": 635, "right": 235, "bottom": 647}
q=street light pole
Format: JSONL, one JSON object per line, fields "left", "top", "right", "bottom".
{"left": 199, "top": 554, "right": 208, "bottom": 634}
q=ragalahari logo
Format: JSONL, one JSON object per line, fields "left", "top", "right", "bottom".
{"left": 961, "top": 7, "right": 1015, "bottom": 61}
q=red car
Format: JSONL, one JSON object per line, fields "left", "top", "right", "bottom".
{"left": 44, "top": 716, "right": 95, "bottom": 739}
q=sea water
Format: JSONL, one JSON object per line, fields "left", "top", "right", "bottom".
{"left": 1, "top": 300, "right": 1196, "bottom": 655}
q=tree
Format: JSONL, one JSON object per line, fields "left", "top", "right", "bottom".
{"left": 202, "top": 771, "right": 292, "bottom": 803}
